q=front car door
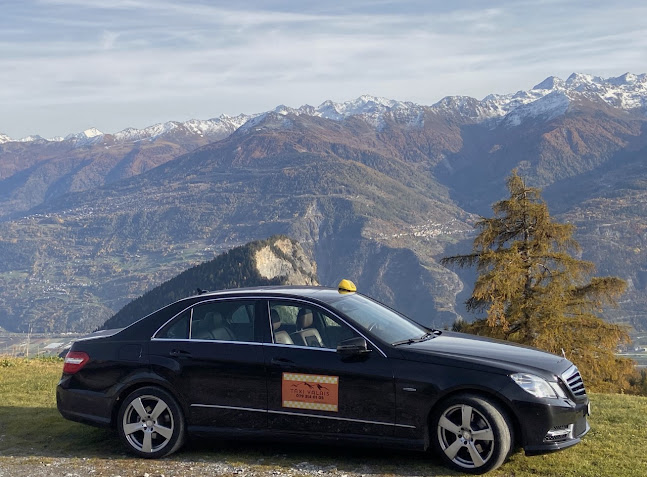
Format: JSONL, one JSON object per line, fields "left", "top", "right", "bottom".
{"left": 263, "top": 299, "right": 397, "bottom": 437}
{"left": 149, "top": 298, "right": 267, "bottom": 430}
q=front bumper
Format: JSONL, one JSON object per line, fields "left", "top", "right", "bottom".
{"left": 512, "top": 395, "right": 590, "bottom": 455}
{"left": 524, "top": 416, "right": 590, "bottom": 455}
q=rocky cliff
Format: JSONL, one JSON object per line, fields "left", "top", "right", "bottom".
{"left": 101, "top": 236, "right": 318, "bottom": 330}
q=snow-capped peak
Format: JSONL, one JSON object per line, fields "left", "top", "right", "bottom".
{"left": 532, "top": 76, "right": 566, "bottom": 91}
{"left": 501, "top": 90, "right": 570, "bottom": 126}
{"left": 64, "top": 128, "right": 104, "bottom": 143}
{"left": 607, "top": 72, "right": 639, "bottom": 86}
{"left": 445, "top": 72, "right": 647, "bottom": 128}
{"left": 244, "top": 95, "right": 424, "bottom": 130}
{"left": 565, "top": 72, "right": 604, "bottom": 87}
{"left": 563, "top": 72, "right": 647, "bottom": 109}
{"left": 83, "top": 127, "right": 103, "bottom": 138}
{"left": 0, "top": 133, "right": 57, "bottom": 144}
{"left": 111, "top": 115, "right": 255, "bottom": 143}
{"left": 314, "top": 95, "right": 410, "bottom": 121}
{"left": 18, "top": 135, "right": 47, "bottom": 143}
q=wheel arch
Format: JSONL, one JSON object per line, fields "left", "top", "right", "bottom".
{"left": 110, "top": 376, "right": 189, "bottom": 428}
{"left": 427, "top": 388, "right": 521, "bottom": 449}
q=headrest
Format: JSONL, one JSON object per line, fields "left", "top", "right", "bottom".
{"left": 204, "top": 311, "right": 224, "bottom": 327}
{"left": 296, "top": 309, "right": 313, "bottom": 329}
{"left": 271, "top": 309, "right": 281, "bottom": 330}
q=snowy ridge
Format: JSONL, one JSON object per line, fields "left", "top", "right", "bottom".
{"left": 3, "top": 72, "right": 646, "bottom": 144}
{"left": 500, "top": 91, "right": 571, "bottom": 126}
{"left": 462, "top": 72, "right": 647, "bottom": 127}
{"left": 64, "top": 128, "right": 105, "bottom": 146}
{"left": 18, "top": 135, "right": 47, "bottom": 143}
{"left": 1, "top": 115, "right": 255, "bottom": 147}
{"left": 313, "top": 95, "right": 427, "bottom": 129}
{"left": 241, "top": 95, "right": 427, "bottom": 132}
{"left": 111, "top": 114, "right": 253, "bottom": 143}
{"left": 243, "top": 73, "right": 647, "bottom": 132}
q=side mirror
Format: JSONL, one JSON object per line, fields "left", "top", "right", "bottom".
{"left": 336, "top": 337, "right": 372, "bottom": 357}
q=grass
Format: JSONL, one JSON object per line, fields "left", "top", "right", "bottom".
{"left": 1, "top": 357, "right": 646, "bottom": 476}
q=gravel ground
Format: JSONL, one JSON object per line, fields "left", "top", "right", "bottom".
{"left": 0, "top": 456, "right": 346, "bottom": 477}
{"left": 0, "top": 456, "right": 427, "bottom": 477}
{"left": 0, "top": 441, "right": 435, "bottom": 477}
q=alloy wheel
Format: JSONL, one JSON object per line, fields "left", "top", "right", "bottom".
{"left": 437, "top": 403, "right": 496, "bottom": 469}
{"left": 122, "top": 394, "right": 175, "bottom": 454}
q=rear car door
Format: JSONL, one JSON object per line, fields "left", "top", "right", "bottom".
{"left": 149, "top": 298, "right": 267, "bottom": 430}
{"left": 263, "top": 299, "right": 396, "bottom": 437}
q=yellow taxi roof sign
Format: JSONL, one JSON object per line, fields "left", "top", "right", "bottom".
{"left": 338, "top": 279, "right": 357, "bottom": 294}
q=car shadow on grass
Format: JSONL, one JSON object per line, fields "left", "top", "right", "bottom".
{"left": 0, "top": 406, "right": 456, "bottom": 475}
{"left": 0, "top": 407, "right": 121, "bottom": 458}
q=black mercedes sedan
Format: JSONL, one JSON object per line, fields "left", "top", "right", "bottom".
{"left": 57, "top": 282, "right": 590, "bottom": 474}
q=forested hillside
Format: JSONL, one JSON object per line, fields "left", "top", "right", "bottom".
{"left": 103, "top": 235, "right": 317, "bottom": 329}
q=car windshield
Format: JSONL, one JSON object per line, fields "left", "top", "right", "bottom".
{"left": 325, "top": 293, "right": 429, "bottom": 345}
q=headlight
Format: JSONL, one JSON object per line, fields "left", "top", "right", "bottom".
{"left": 511, "top": 373, "right": 567, "bottom": 399}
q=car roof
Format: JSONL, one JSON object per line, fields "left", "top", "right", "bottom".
{"left": 115, "top": 285, "right": 358, "bottom": 339}
{"left": 188, "top": 285, "right": 343, "bottom": 302}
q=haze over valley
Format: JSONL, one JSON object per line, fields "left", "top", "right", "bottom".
{"left": 1, "top": 72, "right": 647, "bottom": 335}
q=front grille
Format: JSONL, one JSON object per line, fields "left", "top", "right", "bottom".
{"left": 562, "top": 365, "right": 587, "bottom": 397}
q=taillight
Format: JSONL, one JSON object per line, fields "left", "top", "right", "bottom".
{"left": 63, "top": 351, "right": 90, "bottom": 374}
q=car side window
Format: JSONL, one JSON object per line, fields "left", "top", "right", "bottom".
{"left": 190, "top": 300, "right": 257, "bottom": 342}
{"left": 155, "top": 300, "right": 259, "bottom": 342}
{"left": 321, "top": 313, "right": 357, "bottom": 349}
{"left": 270, "top": 301, "right": 358, "bottom": 349}
{"left": 156, "top": 310, "right": 190, "bottom": 339}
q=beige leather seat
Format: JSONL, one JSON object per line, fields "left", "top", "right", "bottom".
{"left": 290, "top": 309, "right": 324, "bottom": 347}
{"left": 192, "top": 313, "right": 215, "bottom": 339}
{"left": 194, "top": 312, "right": 235, "bottom": 341}
{"left": 271, "top": 309, "right": 294, "bottom": 344}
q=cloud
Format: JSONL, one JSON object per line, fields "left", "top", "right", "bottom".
{"left": 100, "top": 31, "right": 120, "bottom": 50}
{"left": 2, "top": 0, "right": 646, "bottom": 138}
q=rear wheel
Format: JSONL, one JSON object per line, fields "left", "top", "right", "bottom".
{"left": 431, "top": 394, "right": 512, "bottom": 474}
{"left": 117, "top": 386, "right": 185, "bottom": 458}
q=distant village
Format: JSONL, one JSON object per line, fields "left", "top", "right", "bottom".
{"left": 0, "top": 332, "right": 86, "bottom": 358}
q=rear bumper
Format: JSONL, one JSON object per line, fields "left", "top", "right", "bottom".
{"left": 56, "top": 377, "right": 114, "bottom": 428}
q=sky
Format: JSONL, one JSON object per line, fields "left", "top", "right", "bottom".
{"left": 2, "top": 0, "right": 646, "bottom": 139}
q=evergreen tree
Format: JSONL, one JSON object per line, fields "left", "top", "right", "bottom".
{"left": 442, "top": 171, "right": 635, "bottom": 392}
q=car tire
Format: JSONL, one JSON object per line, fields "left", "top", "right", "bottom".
{"left": 431, "top": 394, "right": 512, "bottom": 474}
{"left": 117, "top": 386, "right": 186, "bottom": 458}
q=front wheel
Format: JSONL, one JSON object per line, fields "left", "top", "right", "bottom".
{"left": 431, "top": 394, "right": 512, "bottom": 474}
{"left": 117, "top": 386, "right": 185, "bottom": 458}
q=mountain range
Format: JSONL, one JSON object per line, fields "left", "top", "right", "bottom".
{"left": 1, "top": 72, "right": 646, "bottom": 334}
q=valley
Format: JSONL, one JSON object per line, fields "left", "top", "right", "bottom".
{"left": 1, "top": 73, "right": 647, "bottom": 336}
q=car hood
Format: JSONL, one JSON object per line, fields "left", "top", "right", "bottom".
{"left": 398, "top": 331, "right": 570, "bottom": 377}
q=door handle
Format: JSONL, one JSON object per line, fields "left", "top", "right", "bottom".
{"left": 271, "top": 357, "right": 296, "bottom": 368}
{"left": 169, "top": 349, "right": 192, "bottom": 357}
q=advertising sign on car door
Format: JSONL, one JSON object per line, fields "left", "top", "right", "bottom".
{"left": 282, "top": 372, "right": 339, "bottom": 412}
